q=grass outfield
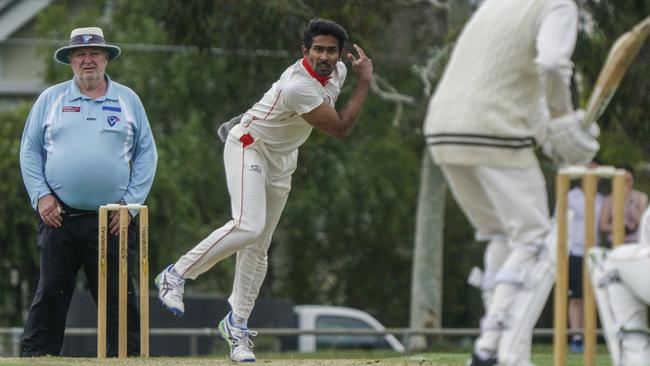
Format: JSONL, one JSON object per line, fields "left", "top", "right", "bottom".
{"left": 0, "top": 349, "right": 613, "bottom": 365}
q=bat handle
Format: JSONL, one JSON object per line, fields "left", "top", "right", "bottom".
{"left": 581, "top": 113, "right": 595, "bottom": 130}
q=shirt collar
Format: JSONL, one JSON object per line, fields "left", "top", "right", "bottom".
{"left": 301, "top": 57, "right": 332, "bottom": 87}
{"left": 66, "top": 74, "right": 118, "bottom": 102}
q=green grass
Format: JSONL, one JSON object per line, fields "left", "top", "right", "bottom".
{"left": 0, "top": 348, "right": 613, "bottom": 365}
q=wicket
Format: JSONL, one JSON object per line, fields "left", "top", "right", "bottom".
{"left": 97, "top": 203, "right": 149, "bottom": 358}
{"left": 553, "top": 165, "right": 626, "bottom": 366}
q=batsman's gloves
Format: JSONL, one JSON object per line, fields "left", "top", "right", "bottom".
{"left": 216, "top": 114, "right": 243, "bottom": 143}
{"left": 541, "top": 109, "right": 600, "bottom": 166}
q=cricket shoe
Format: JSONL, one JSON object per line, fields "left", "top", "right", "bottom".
{"left": 155, "top": 264, "right": 185, "bottom": 316}
{"left": 569, "top": 338, "right": 583, "bottom": 353}
{"left": 466, "top": 352, "right": 497, "bottom": 366}
{"left": 218, "top": 312, "right": 258, "bottom": 362}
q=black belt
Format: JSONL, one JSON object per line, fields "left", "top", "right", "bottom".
{"left": 53, "top": 194, "right": 97, "bottom": 218}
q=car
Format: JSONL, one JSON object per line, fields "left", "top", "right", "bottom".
{"left": 293, "top": 305, "right": 405, "bottom": 353}
{"left": 61, "top": 292, "right": 405, "bottom": 356}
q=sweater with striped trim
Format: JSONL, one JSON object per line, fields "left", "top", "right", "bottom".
{"left": 424, "top": 0, "right": 552, "bottom": 167}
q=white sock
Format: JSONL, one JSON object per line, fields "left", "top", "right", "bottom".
{"left": 170, "top": 264, "right": 183, "bottom": 279}
{"left": 572, "top": 334, "right": 583, "bottom": 343}
{"left": 229, "top": 311, "right": 248, "bottom": 329}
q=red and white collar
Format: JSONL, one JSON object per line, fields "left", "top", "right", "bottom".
{"left": 301, "top": 57, "right": 332, "bottom": 86}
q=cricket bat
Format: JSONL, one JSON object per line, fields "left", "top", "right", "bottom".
{"left": 582, "top": 15, "right": 650, "bottom": 128}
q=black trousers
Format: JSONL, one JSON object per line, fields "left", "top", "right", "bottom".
{"left": 20, "top": 211, "right": 141, "bottom": 357}
{"left": 568, "top": 254, "right": 583, "bottom": 299}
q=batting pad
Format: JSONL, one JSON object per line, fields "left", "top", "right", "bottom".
{"left": 588, "top": 247, "right": 622, "bottom": 364}
{"left": 589, "top": 246, "right": 650, "bottom": 366}
{"left": 496, "top": 223, "right": 559, "bottom": 366}
{"left": 496, "top": 258, "right": 554, "bottom": 366}
{"left": 610, "top": 244, "right": 650, "bottom": 304}
{"left": 467, "top": 237, "right": 512, "bottom": 317}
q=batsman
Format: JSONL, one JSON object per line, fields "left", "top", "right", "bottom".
{"left": 424, "top": 0, "right": 598, "bottom": 365}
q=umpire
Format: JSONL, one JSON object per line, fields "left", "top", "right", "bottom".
{"left": 19, "top": 26, "right": 157, "bottom": 356}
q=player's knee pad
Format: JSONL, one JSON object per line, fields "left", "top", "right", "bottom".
{"left": 588, "top": 247, "right": 622, "bottom": 364}
{"left": 467, "top": 267, "right": 496, "bottom": 313}
{"left": 588, "top": 246, "right": 650, "bottom": 366}
{"left": 608, "top": 244, "right": 650, "bottom": 304}
{"left": 484, "top": 235, "right": 511, "bottom": 269}
{"left": 497, "top": 229, "right": 558, "bottom": 366}
{"left": 619, "top": 330, "right": 650, "bottom": 366}
{"left": 496, "top": 259, "right": 555, "bottom": 365}
{"left": 608, "top": 245, "right": 650, "bottom": 366}
{"left": 467, "top": 236, "right": 511, "bottom": 312}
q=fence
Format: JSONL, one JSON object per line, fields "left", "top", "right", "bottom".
{"left": 0, "top": 327, "right": 592, "bottom": 357}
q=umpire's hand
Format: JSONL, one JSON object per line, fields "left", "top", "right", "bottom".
{"left": 38, "top": 194, "right": 63, "bottom": 227}
{"left": 108, "top": 210, "right": 132, "bottom": 236}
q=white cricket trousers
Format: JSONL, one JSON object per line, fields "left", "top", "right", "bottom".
{"left": 174, "top": 125, "right": 297, "bottom": 319}
{"left": 440, "top": 164, "right": 551, "bottom": 356}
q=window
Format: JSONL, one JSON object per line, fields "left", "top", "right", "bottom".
{"left": 315, "top": 315, "right": 390, "bottom": 350}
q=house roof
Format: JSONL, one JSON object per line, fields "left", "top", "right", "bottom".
{"left": 0, "top": 0, "right": 53, "bottom": 98}
{"left": 0, "top": 0, "right": 53, "bottom": 41}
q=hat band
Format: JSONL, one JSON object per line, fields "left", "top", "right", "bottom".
{"left": 69, "top": 34, "right": 106, "bottom": 46}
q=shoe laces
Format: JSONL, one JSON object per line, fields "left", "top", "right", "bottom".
{"left": 231, "top": 326, "right": 258, "bottom": 350}
{"left": 161, "top": 269, "right": 185, "bottom": 298}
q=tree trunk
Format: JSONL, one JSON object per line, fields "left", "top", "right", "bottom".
{"left": 408, "top": 149, "right": 447, "bottom": 350}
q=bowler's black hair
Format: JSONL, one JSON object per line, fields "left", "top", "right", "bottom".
{"left": 302, "top": 18, "right": 348, "bottom": 52}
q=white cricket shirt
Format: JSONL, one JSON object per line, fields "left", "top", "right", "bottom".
{"left": 240, "top": 58, "right": 347, "bottom": 153}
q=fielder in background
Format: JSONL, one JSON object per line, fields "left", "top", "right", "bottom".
{"left": 423, "top": 0, "right": 599, "bottom": 365}
{"left": 155, "top": 18, "right": 372, "bottom": 363}
{"left": 589, "top": 207, "right": 650, "bottom": 366}
{"left": 600, "top": 164, "right": 648, "bottom": 244}
{"left": 19, "top": 27, "right": 158, "bottom": 357}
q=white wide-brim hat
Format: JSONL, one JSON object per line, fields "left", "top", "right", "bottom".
{"left": 54, "top": 27, "right": 121, "bottom": 64}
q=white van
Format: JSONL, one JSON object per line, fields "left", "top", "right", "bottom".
{"left": 293, "top": 305, "right": 405, "bottom": 353}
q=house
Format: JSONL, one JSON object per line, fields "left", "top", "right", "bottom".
{"left": 0, "top": 0, "right": 53, "bottom": 107}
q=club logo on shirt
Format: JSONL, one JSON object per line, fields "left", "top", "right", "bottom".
{"left": 249, "top": 165, "right": 262, "bottom": 174}
{"left": 107, "top": 115, "right": 120, "bottom": 127}
{"left": 62, "top": 106, "right": 80, "bottom": 112}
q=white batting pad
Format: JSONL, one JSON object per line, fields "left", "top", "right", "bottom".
{"left": 468, "top": 238, "right": 512, "bottom": 314}
{"left": 588, "top": 246, "right": 650, "bottom": 366}
{"left": 496, "top": 226, "right": 558, "bottom": 365}
{"left": 588, "top": 247, "right": 622, "bottom": 364}
{"left": 497, "top": 258, "right": 554, "bottom": 365}
{"left": 608, "top": 244, "right": 650, "bottom": 304}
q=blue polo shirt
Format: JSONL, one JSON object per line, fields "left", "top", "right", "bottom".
{"left": 20, "top": 76, "right": 157, "bottom": 211}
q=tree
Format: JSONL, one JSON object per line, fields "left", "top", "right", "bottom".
{"left": 0, "top": 104, "right": 40, "bottom": 326}
{"left": 5, "top": 0, "right": 646, "bottom": 336}
{"left": 408, "top": 152, "right": 446, "bottom": 349}
{"left": 11, "top": 0, "right": 428, "bottom": 329}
